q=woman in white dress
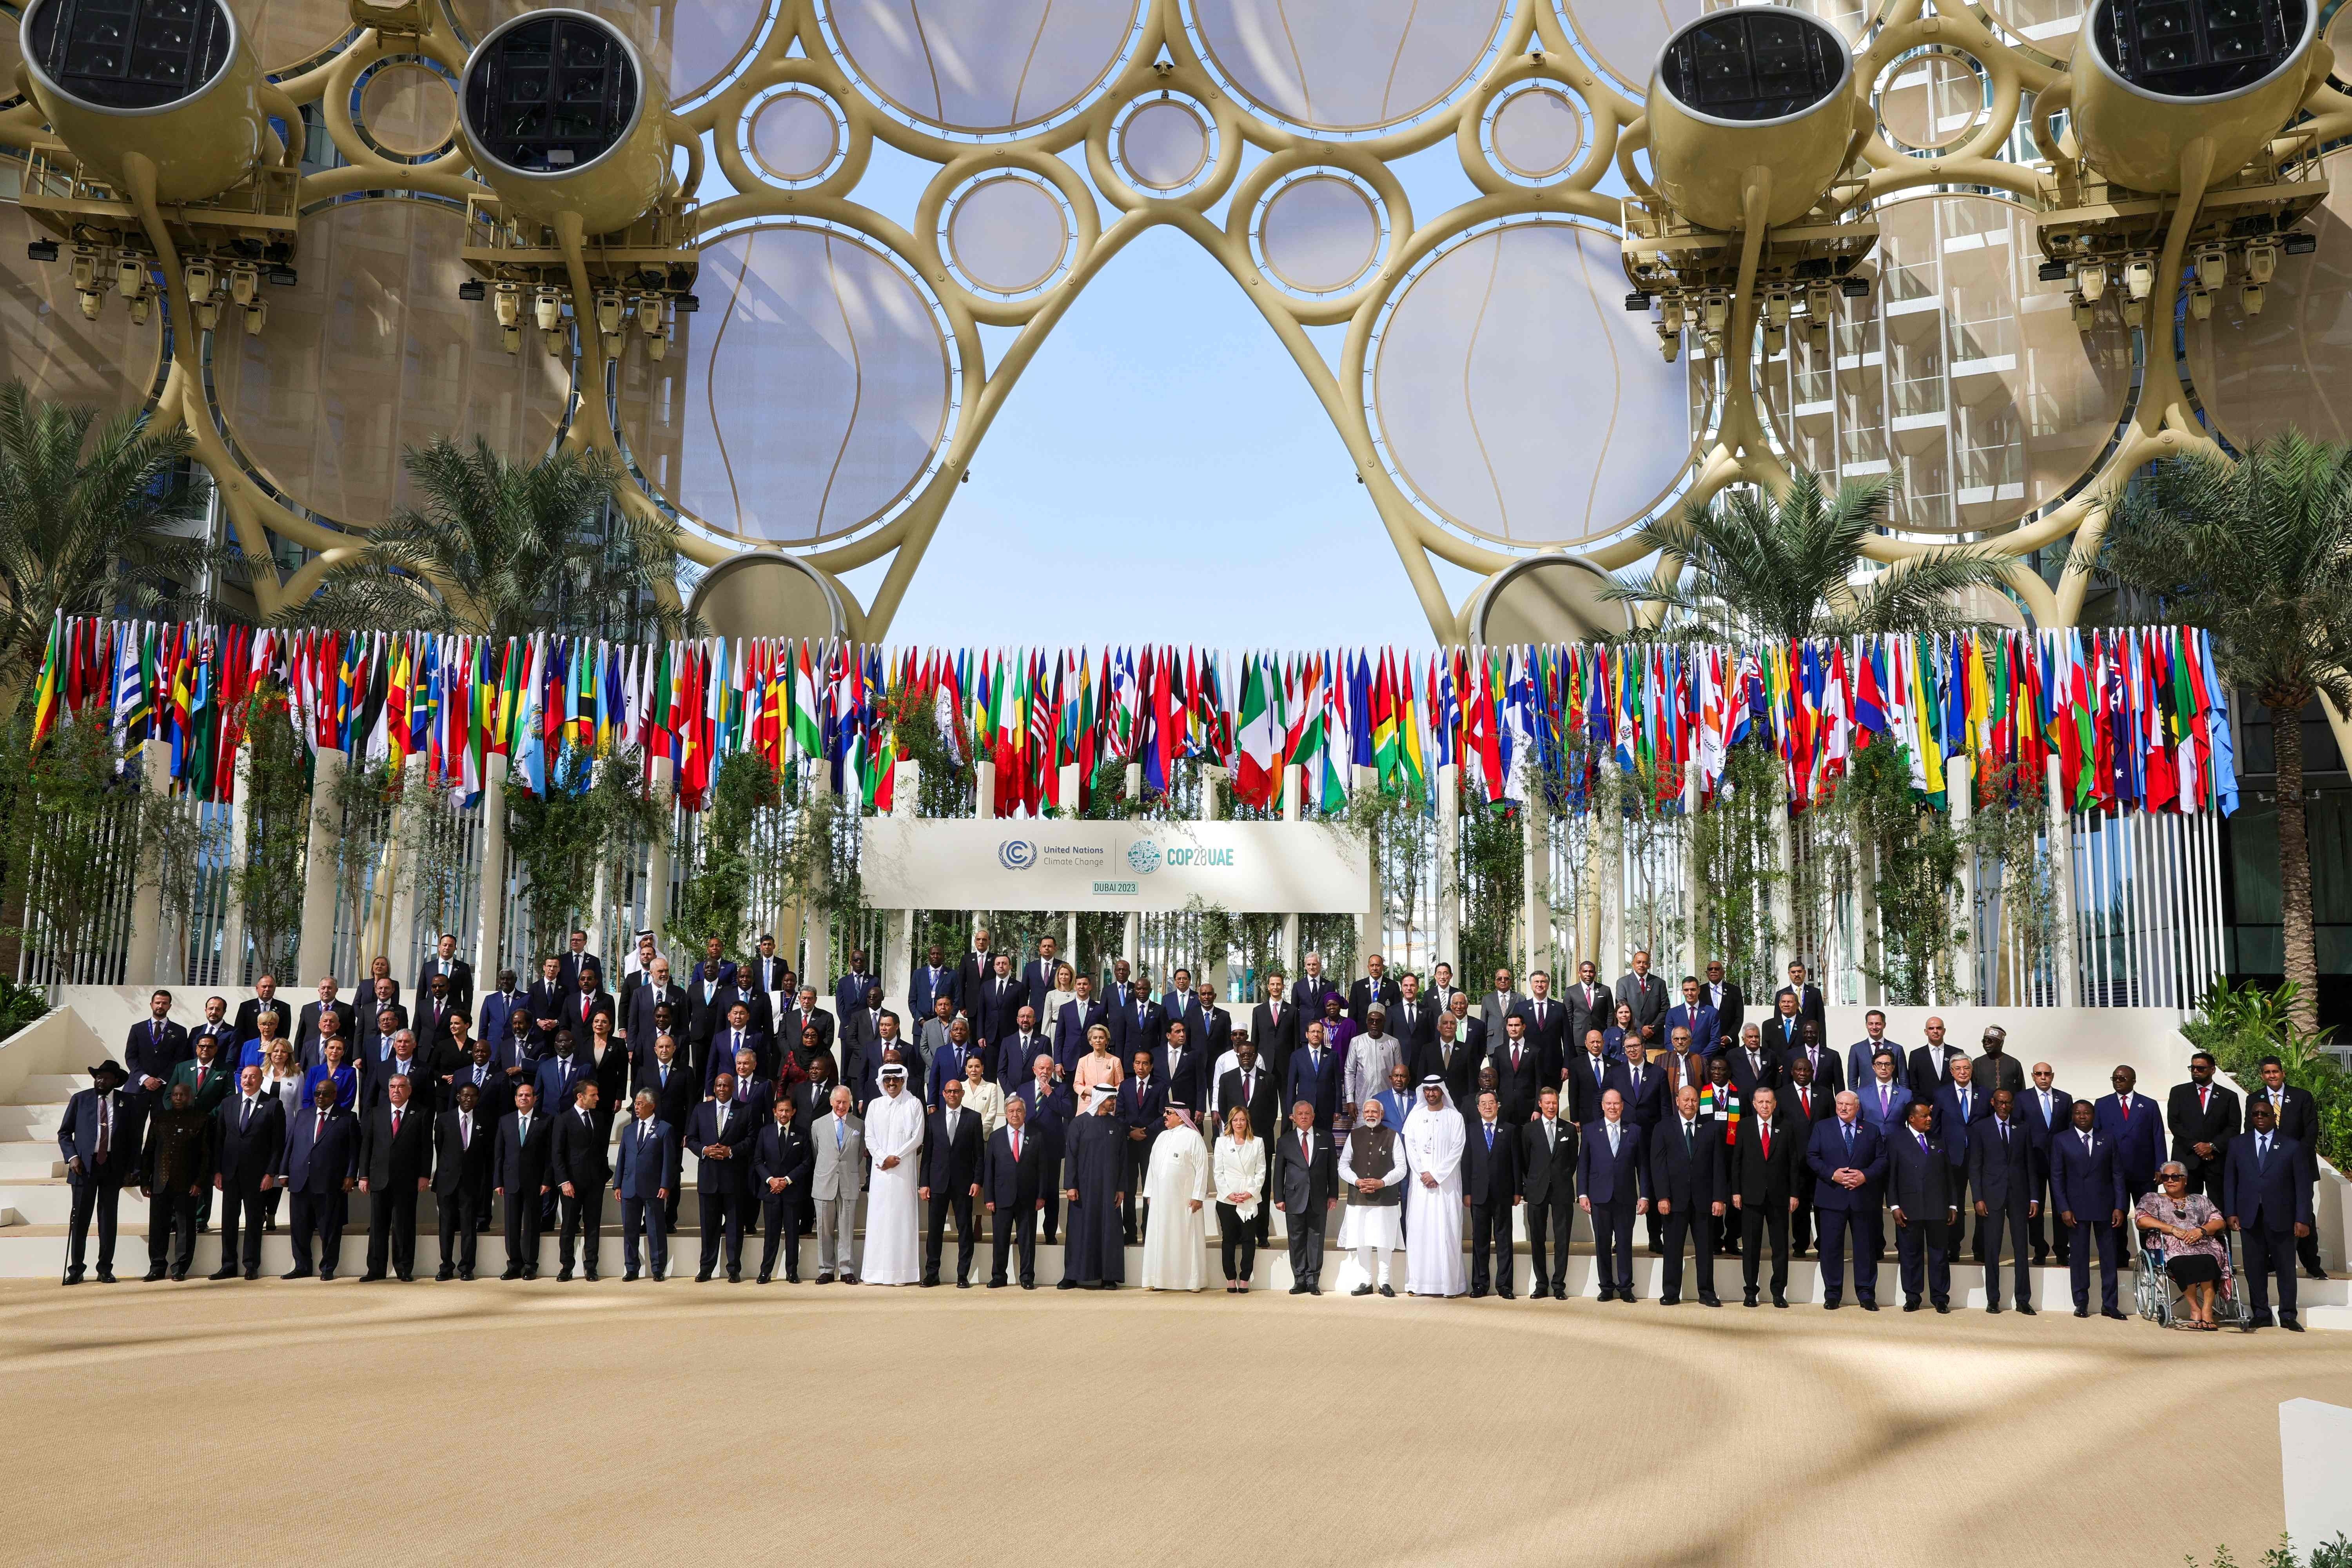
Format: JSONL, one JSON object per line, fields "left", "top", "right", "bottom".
{"left": 959, "top": 1051, "right": 1006, "bottom": 1136}
{"left": 860, "top": 1065, "right": 926, "bottom": 1284}
{"left": 257, "top": 1038, "right": 304, "bottom": 1231}
{"left": 1040, "top": 962, "right": 1078, "bottom": 1051}
{"left": 1213, "top": 1107, "right": 1266, "bottom": 1293}
{"left": 1401, "top": 1076, "right": 1468, "bottom": 1298}
{"left": 1139, "top": 1105, "right": 1210, "bottom": 1290}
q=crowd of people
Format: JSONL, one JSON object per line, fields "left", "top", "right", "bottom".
{"left": 54, "top": 931, "right": 2327, "bottom": 1331}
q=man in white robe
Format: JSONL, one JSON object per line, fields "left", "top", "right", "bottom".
{"left": 1343, "top": 1008, "right": 1403, "bottom": 1123}
{"left": 1402, "top": 1076, "right": 1467, "bottom": 1298}
{"left": 1138, "top": 1103, "right": 1209, "bottom": 1290}
{"left": 860, "top": 1065, "right": 925, "bottom": 1285}
{"left": 1337, "top": 1096, "right": 1405, "bottom": 1295}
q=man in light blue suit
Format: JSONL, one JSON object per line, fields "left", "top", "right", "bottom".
{"left": 1661, "top": 976, "right": 1719, "bottom": 1061}
{"left": 2092, "top": 1064, "right": 2166, "bottom": 1251}
{"left": 1805, "top": 1092, "right": 1886, "bottom": 1309}
{"left": 1853, "top": 1051, "right": 1912, "bottom": 1138}
{"left": 1372, "top": 1060, "right": 1416, "bottom": 1136}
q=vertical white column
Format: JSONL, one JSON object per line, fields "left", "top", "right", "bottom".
{"left": 471, "top": 750, "right": 506, "bottom": 984}
{"left": 1521, "top": 786, "right": 1548, "bottom": 979}
{"left": 1599, "top": 768, "right": 1624, "bottom": 978}
{"left": 1857, "top": 835, "right": 1883, "bottom": 1005}
{"left": 1280, "top": 764, "right": 1301, "bottom": 977}
{"left": 383, "top": 751, "right": 425, "bottom": 976}
{"left": 218, "top": 741, "right": 252, "bottom": 986}
{"left": 1435, "top": 762, "right": 1460, "bottom": 975}
{"left": 1201, "top": 766, "right": 1230, "bottom": 997}
{"left": 123, "top": 737, "right": 174, "bottom": 983}
{"left": 804, "top": 769, "right": 833, "bottom": 999}
{"left": 1353, "top": 764, "right": 1381, "bottom": 968}
{"left": 1947, "top": 753, "right": 1973, "bottom": 1006}
{"left": 975, "top": 759, "right": 997, "bottom": 820}
{"left": 1122, "top": 763, "right": 1143, "bottom": 966}
{"left": 882, "top": 759, "right": 916, "bottom": 1015}
{"left": 1769, "top": 768, "right": 1794, "bottom": 972}
{"left": 1681, "top": 759, "right": 1702, "bottom": 981}
{"left": 644, "top": 755, "right": 673, "bottom": 951}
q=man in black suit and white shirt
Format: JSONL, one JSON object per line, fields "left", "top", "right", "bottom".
{"left": 358, "top": 1073, "right": 432, "bottom": 1281}
{"left": 556, "top": 930, "right": 600, "bottom": 997}
{"left": 548, "top": 1078, "right": 612, "bottom": 1282}
{"left": 1772, "top": 960, "right": 1825, "bottom": 1036}
{"left": 494, "top": 1082, "right": 555, "bottom": 1279}
{"left": 983, "top": 1094, "right": 1049, "bottom": 1288}
{"left": 1249, "top": 975, "right": 1299, "bottom": 1086}
{"left": 1347, "top": 955, "right": 1400, "bottom": 1031}
{"left": 1521, "top": 1088, "right": 1577, "bottom": 1299}
{"left": 416, "top": 933, "right": 475, "bottom": 1019}
{"left": 1515, "top": 971, "right": 1569, "bottom": 1080}
{"left": 432, "top": 1081, "right": 495, "bottom": 1279}
{"left": 922, "top": 1078, "right": 986, "bottom": 1287}
{"left": 297, "top": 977, "right": 358, "bottom": 1068}
{"left": 233, "top": 976, "right": 294, "bottom": 1053}
{"left": 211, "top": 1065, "right": 285, "bottom": 1281}
{"left": 1388, "top": 973, "right": 1436, "bottom": 1059}
{"left": 1271, "top": 1099, "right": 1337, "bottom": 1294}
{"left": 2247, "top": 1055, "right": 2328, "bottom": 1279}
{"left": 1701, "top": 959, "right": 1744, "bottom": 1051}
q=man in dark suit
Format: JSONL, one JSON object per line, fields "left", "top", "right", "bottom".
{"left": 1650, "top": 1083, "right": 1723, "bottom": 1307}
{"left": 1272, "top": 1100, "right": 1337, "bottom": 1294}
{"left": 1187, "top": 984, "right": 1233, "bottom": 1061}
{"left": 618, "top": 955, "right": 674, "bottom": 1048}
{"left": 1700, "top": 960, "right": 1743, "bottom": 1051}
{"left": 367, "top": 1029, "right": 438, "bottom": 1114}
{"left": 1012, "top": 1063, "right": 1076, "bottom": 1244}
{"left": 1761, "top": 993, "right": 1805, "bottom": 1060}
{"left": 561, "top": 966, "right": 616, "bottom": 1051}
{"left": 192, "top": 999, "right": 235, "bottom": 1076}
{"left": 357, "top": 1073, "right": 432, "bottom": 1281}
{"left": 1604, "top": 1043, "right": 1667, "bottom": 1131}
{"left": 1613, "top": 951, "right": 1669, "bottom": 1053}
{"left": 779, "top": 985, "right": 835, "bottom": 1063}
{"left": 1578, "top": 1088, "right": 1645, "bottom": 1302}
{"left": 1387, "top": 974, "right": 1436, "bottom": 1060}
{"left": 138, "top": 1081, "right": 212, "bottom": 1280}
{"left": 2223, "top": 1098, "right": 2314, "bottom": 1332}
{"left": 745, "top": 935, "right": 792, "bottom": 1005}
{"left": 1887, "top": 1098, "right": 1955, "bottom": 1311}
{"left": 1561, "top": 961, "right": 1608, "bottom": 1058}
{"left": 1845, "top": 1009, "right": 1905, "bottom": 1093}
{"left": 279, "top": 1077, "right": 357, "bottom": 1279}
{"left": 1784, "top": 1019, "right": 1843, "bottom": 1096}
{"left": 1772, "top": 961, "right": 1824, "bottom": 1035}
{"left": 1155, "top": 1019, "right": 1210, "bottom": 1121}
{"left": 1249, "top": 975, "right": 1299, "bottom": 1088}
{"left": 687, "top": 1074, "right": 754, "bottom": 1282}
{"left": 998, "top": 1009, "right": 1053, "bottom": 1100}
{"left": 1661, "top": 978, "right": 1719, "bottom": 1069}
{"left": 2094, "top": 1065, "right": 2167, "bottom": 1252}
{"left": 432, "top": 1081, "right": 496, "bottom": 1280}
{"left": 922, "top": 1077, "right": 987, "bottom": 1287}
{"left": 355, "top": 983, "right": 408, "bottom": 1069}
{"left": 1515, "top": 971, "right": 1569, "bottom": 1082}
{"left": 1806, "top": 1091, "right": 1886, "bottom": 1310}
{"left": 549, "top": 1078, "right": 612, "bottom": 1282}
{"left": 969, "top": 953, "right": 1023, "bottom": 1049}
{"left": 209, "top": 1065, "right": 284, "bottom": 1280}
{"left": 1111, "top": 980, "right": 1167, "bottom": 1060}
{"left": 1014, "top": 937, "right": 1058, "bottom": 1017}
{"left": 928, "top": 1018, "right": 985, "bottom": 1108}
{"left": 1521, "top": 1088, "right": 1578, "bottom": 1299}
{"left": 704, "top": 1001, "right": 770, "bottom": 1093}
{"left": 837, "top": 984, "right": 894, "bottom": 1091}
{"left": 752, "top": 1096, "right": 815, "bottom": 1283}
{"left": 907, "top": 944, "right": 957, "bottom": 1026}
{"left": 296, "top": 978, "right": 359, "bottom": 1068}
{"left": 58, "top": 1060, "right": 138, "bottom": 1284}
{"left": 1932, "top": 1057, "right": 1989, "bottom": 1263}
{"left": 1726, "top": 1024, "right": 1781, "bottom": 1102}
{"left": 494, "top": 1082, "right": 555, "bottom": 1279}
{"left": 1564, "top": 1029, "right": 1613, "bottom": 1128}
{"left": 2247, "top": 1056, "right": 2327, "bottom": 1279}
{"left": 614, "top": 1091, "right": 675, "bottom": 1281}
{"left": 1731, "top": 1086, "right": 1799, "bottom": 1307}
{"left": 1347, "top": 955, "right": 1401, "bottom": 1031}
{"left": 1906, "top": 1016, "right": 1965, "bottom": 1104}
{"left": 412, "top": 975, "right": 463, "bottom": 1063}
{"left": 2050, "top": 1097, "right": 2127, "bottom": 1318}
{"left": 2167, "top": 1052, "right": 2240, "bottom": 1200}
{"left": 1118, "top": 1052, "right": 1166, "bottom": 1244}
{"left": 233, "top": 976, "right": 294, "bottom": 1052}
{"left": 1463, "top": 1089, "right": 1521, "bottom": 1298}
{"left": 1968, "top": 1089, "right": 2040, "bottom": 1313}
{"left": 1289, "top": 954, "right": 1336, "bottom": 1017}
{"left": 983, "top": 1093, "right": 1049, "bottom": 1288}
{"left": 1499, "top": 1014, "right": 1554, "bottom": 1125}
{"left": 1287, "top": 1022, "right": 1343, "bottom": 1129}
{"left": 955, "top": 929, "right": 998, "bottom": 1026}
{"left": 416, "top": 933, "right": 474, "bottom": 1018}
{"left": 124, "top": 990, "right": 189, "bottom": 1107}
{"left": 476, "top": 969, "right": 529, "bottom": 1066}
{"left": 1412, "top": 1012, "right": 1480, "bottom": 1110}
{"left": 1779, "top": 1054, "right": 1835, "bottom": 1256}
{"left": 555, "top": 931, "right": 599, "bottom": 996}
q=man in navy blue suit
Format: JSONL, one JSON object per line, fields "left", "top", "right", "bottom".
{"left": 1463, "top": 1089, "right": 1521, "bottom": 1298}
{"left": 1967, "top": 1089, "right": 2040, "bottom": 1314}
{"left": 1287, "top": 1021, "right": 1343, "bottom": 1129}
{"left": 1932, "top": 1056, "right": 1988, "bottom": 1263}
{"left": 1805, "top": 1091, "right": 1886, "bottom": 1310}
{"left": 1886, "top": 1099, "right": 1954, "bottom": 1312}
{"left": 1155, "top": 1018, "right": 1209, "bottom": 1117}
{"left": 2017, "top": 1060, "right": 2075, "bottom": 1264}
{"left": 2223, "top": 1099, "right": 2313, "bottom": 1332}
{"left": 1112, "top": 979, "right": 1167, "bottom": 1060}
{"left": 279, "top": 1075, "right": 358, "bottom": 1280}
{"left": 1020, "top": 936, "right": 1061, "bottom": 1017}
{"left": 1012, "top": 1059, "right": 1073, "bottom": 1244}
{"left": 2092, "top": 1065, "right": 2166, "bottom": 1253}
{"left": 907, "top": 944, "right": 957, "bottom": 1026}
{"left": 833, "top": 948, "right": 877, "bottom": 1022}
{"left": 1661, "top": 977, "right": 1718, "bottom": 1068}
{"left": 688, "top": 1073, "right": 755, "bottom": 1282}
{"left": 1054, "top": 975, "right": 1107, "bottom": 1080}
{"left": 614, "top": 1089, "right": 675, "bottom": 1281}
{"left": 58, "top": 1060, "right": 139, "bottom": 1284}
{"left": 2050, "top": 1097, "right": 2127, "bottom": 1318}
{"left": 1579, "top": 1088, "right": 1646, "bottom": 1302}
{"left": 1117, "top": 1052, "right": 1165, "bottom": 1245}
{"left": 124, "top": 990, "right": 189, "bottom": 1108}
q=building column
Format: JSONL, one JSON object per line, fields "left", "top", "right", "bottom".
{"left": 1598, "top": 768, "right": 1624, "bottom": 980}
{"left": 296, "top": 745, "right": 347, "bottom": 986}
{"left": 123, "top": 738, "right": 173, "bottom": 983}
{"left": 882, "top": 759, "right": 918, "bottom": 1014}
{"left": 1435, "top": 762, "right": 1460, "bottom": 975}
{"left": 644, "top": 755, "right": 673, "bottom": 953}
{"left": 976, "top": 760, "right": 997, "bottom": 820}
{"left": 1682, "top": 759, "right": 1703, "bottom": 982}
{"left": 1948, "top": 753, "right": 1974, "bottom": 1007}
{"left": 1522, "top": 785, "right": 1549, "bottom": 980}
{"left": 1354, "top": 764, "right": 1381, "bottom": 971}
{"left": 2048, "top": 755, "right": 2077, "bottom": 1006}
{"left": 218, "top": 741, "right": 252, "bottom": 987}
{"left": 803, "top": 770, "right": 833, "bottom": 996}
{"left": 1769, "top": 770, "right": 1794, "bottom": 972}
{"left": 472, "top": 751, "right": 507, "bottom": 984}
{"left": 1858, "top": 835, "right": 1883, "bottom": 1006}
{"left": 1200, "top": 766, "right": 1230, "bottom": 998}
{"left": 380, "top": 751, "right": 426, "bottom": 975}
{"left": 1280, "top": 764, "right": 1301, "bottom": 979}
{"left": 1122, "top": 763, "right": 1143, "bottom": 966}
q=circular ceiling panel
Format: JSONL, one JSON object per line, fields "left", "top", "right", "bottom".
{"left": 356, "top": 60, "right": 459, "bottom": 160}
{"left": 452, "top": 0, "right": 768, "bottom": 103}
{"left": 945, "top": 174, "right": 1070, "bottom": 296}
{"left": 1258, "top": 174, "right": 1381, "bottom": 294}
{"left": 208, "top": 197, "right": 571, "bottom": 526}
{"left": 619, "top": 224, "right": 953, "bottom": 543}
{"left": 1875, "top": 49, "right": 1987, "bottom": 152}
{"left": 823, "top": 0, "right": 1140, "bottom": 136}
{"left": 1557, "top": 0, "right": 1703, "bottom": 94}
{"left": 1, "top": 197, "right": 163, "bottom": 419}
{"left": 1186, "top": 0, "right": 1507, "bottom": 134}
{"left": 1487, "top": 83, "right": 1584, "bottom": 181}
{"left": 1372, "top": 222, "right": 1692, "bottom": 546}
{"left": 229, "top": 0, "right": 353, "bottom": 75}
{"left": 1755, "top": 193, "right": 2132, "bottom": 535}
{"left": 2182, "top": 151, "right": 2352, "bottom": 447}
{"left": 747, "top": 86, "right": 846, "bottom": 184}
{"left": 1981, "top": 0, "right": 2081, "bottom": 61}
{"left": 1116, "top": 96, "right": 1212, "bottom": 191}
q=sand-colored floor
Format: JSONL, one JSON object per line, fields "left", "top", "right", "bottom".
{"left": 1, "top": 1276, "right": 2345, "bottom": 1567}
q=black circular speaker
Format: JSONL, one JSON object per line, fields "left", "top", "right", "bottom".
{"left": 2092, "top": 0, "right": 2309, "bottom": 98}
{"left": 22, "top": 0, "right": 233, "bottom": 111}
{"left": 462, "top": 10, "right": 641, "bottom": 176}
{"left": 1656, "top": 9, "right": 1846, "bottom": 123}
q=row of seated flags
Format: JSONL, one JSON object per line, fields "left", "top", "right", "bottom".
{"left": 27, "top": 617, "right": 2238, "bottom": 819}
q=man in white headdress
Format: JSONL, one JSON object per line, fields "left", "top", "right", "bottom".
{"left": 1401, "top": 1075, "right": 1467, "bottom": 1298}
{"left": 1338, "top": 1093, "right": 1405, "bottom": 1296}
{"left": 1139, "top": 1102, "right": 1210, "bottom": 1290}
{"left": 860, "top": 1063, "right": 925, "bottom": 1285}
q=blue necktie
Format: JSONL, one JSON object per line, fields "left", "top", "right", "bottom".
{"left": 1484, "top": 1125, "right": 1494, "bottom": 1151}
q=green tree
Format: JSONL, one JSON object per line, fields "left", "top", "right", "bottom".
{"left": 296, "top": 437, "right": 690, "bottom": 640}
{"left": 2085, "top": 430, "right": 2352, "bottom": 1034}
{"left": 1607, "top": 470, "right": 2014, "bottom": 639}
{"left": 0, "top": 381, "right": 212, "bottom": 719}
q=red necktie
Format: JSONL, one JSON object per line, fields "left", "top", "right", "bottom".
{"left": 1013, "top": 1131, "right": 1022, "bottom": 1161}
{"left": 392, "top": 1109, "right": 402, "bottom": 1135}
{"left": 1761, "top": 1128, "right": 1771, "bottom": 1159}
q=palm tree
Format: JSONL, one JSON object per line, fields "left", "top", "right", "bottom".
{"left": 0, "top": 379, "right": 213, "bottom": 720}
{"left": 1606, "top": 470, "right": 2017, "bottom": 639}
{"left": 299, "top": 436, "right": 693, "bottom": 641}
{"left": 2087, "top": 430, "right": 2352, "bottom": 1034}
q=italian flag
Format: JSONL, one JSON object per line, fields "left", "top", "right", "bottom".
{"left": 1236, "top": 652, "right": 1280, "bottom": 808}
{"left": 791, "top": 639, "right": 823, "bottom": 765}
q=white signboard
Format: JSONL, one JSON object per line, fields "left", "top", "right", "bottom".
{"left": 860, "top": 818, "right": 1370, "bottom": 914}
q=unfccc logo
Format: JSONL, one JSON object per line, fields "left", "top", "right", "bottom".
{"left": 1126, "top": 839, "right": 1162, "bottom": 875}
{"left": 999, "top": 839, "right": 1038, "bottom": 871}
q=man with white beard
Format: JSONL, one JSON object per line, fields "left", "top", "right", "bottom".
{"left": 1401, "top": 1076, "right": 1467, "bottom": 1297}
{"left": 860, "top": 1065, "right": 925, "bottom": 1285}
{"left": 1338, "top": 1096, "right": 1405, "bottom": 1296}
{"left": 1343, "top": 1005, "right": 1403, "bottom": 1125}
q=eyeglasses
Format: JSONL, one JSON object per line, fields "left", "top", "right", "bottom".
{"left": 2160, "top": 1172, "right": 2186, "bottom": 1182}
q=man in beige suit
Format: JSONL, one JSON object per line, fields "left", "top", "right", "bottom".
{"left": 811, "top": 1085, "right": 866, "bottom": 1283}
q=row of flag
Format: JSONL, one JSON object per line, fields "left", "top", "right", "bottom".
{"left": 27, "top": 618, "right": 2238, "bottom": 818}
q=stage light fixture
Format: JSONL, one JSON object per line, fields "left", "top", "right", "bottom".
{"left": 26, "top": 240, "right": 61, "bottom": 262}
{"left": 457, "top": 279, "right": 486, "bottom": 301}
{"left": 2072, "top": 0, "right": 2318, "bottom": 192}
{"left": 1648, "top": 8, "right": 1855, "bottom": 232}
{"left": 458, "top": 9, "right": 669, "bottom": 235}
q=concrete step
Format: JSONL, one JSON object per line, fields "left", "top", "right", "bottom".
{"left": 20, "top": 1076, "right": 91, "bottom": 1100}
{"left": 0, "top": 1149, "right": 63, "bottom": 1179}
{"left": 0, "top": 1105, "right": 65, "bottom": 1136}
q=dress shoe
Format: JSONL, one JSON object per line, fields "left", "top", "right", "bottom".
{"left": 499, "top": 1267, "right": 521, "bottom": 1281}
{"left": 1903, "top": 1298, "right": 1922, "bottom": 1312}
{"left": 1351, "top": 1284, "right": 1373, "bottom": 1297}
{"left": 359, "top": 1271, "right": 386, "bottom": 1283}
{"left": 144, "top": 1265, "right": 168, "bottom": 1282}
{"left": 2249, "top": 1312, "right": 2277, "bottom": 1329}
{"left": 1022, "top": 1281, "right": 1036, "bottom": 1289}
{"left": 695, "top": 1269, "right": 713, "bottom": 1283}
{"left": 838, "top": 1274, "right": 855, "bottom": 1284}
{"left": 1647, "top": 1242, "right": 1664, "bottom": 1255}
{"left": 815, "top": 1273, "right": 833, "bottom": 1285}
{"left": 557, "top": 1267, "right": 574, "bottom": 1283}
{"left": 920, "top": 1279, "right": 939, "bottom": 1289}
{"left": 1468, "top": 1287, "right": 1488, "bottom": 1299}
{"left": 1772, "top": 1293, "right": 1788, "bottom": 1308}
{"left": 727, "top": 1272, "right": 742, "bottom": 1283}
{"left": 1595, "top": 1286, "right": 1616, "bottom": 1302}
{"left": 1934, "top": 1300, "right": 1951, "bottom": 1313}
{"left": 1061, "top": 1279, "right": 1082, "bottom": 1290}
{"left": 245, "top": 1268, "right": 259, "bottom": 1281}
{"left": 318, "top": 1270, "right": 336, "bottom": 1282}
{"left": 986, "top": 1280, "right": 1005, "bottom": 1289}
{"left": 1985, "top": 1301, "right": 2003, "bottom": 1315}
{"left": 458, "top": 1268, "right": 474, "bottom": 1281}
{"left": 437, "top": 1266, "right": 456, "bottom": 1282}
{"left": 2242, "top": 1318, "right": 2261, "bottom": 1334}
{"left": 521, "top": 1267, "right": 538, "bottom": 1281}
{"left": 1859, "top": 1301, "right": 1878, "bottom": 1312}
{"left": 207, "top": 1266, "right": 239, "bottom": 1281}
{"left": 1100, "top": 1281, "right": 1119, "bottom": 1290}
{"left": 169, "top": 1268, "right": 188, "bottom": 1281}
{"left": 623, "top": 1270, "right": 640, "bottom": 1283}
{"left": 1308, "top": 1285, "right": 1321, "bottom": 1295}
{"left": 396, "top": 1272, "right": 412, "bottom": 1283}
{"left": 1529, "top": 1284, "right": 1550, "bottom": 1299}
{"left": 1378, "top": 1285, "right": 1395, "bottom": 1298}
{"left": 2305, "top": 1267, "right": 2329, "bottom": 1281}
{"left": 1823, "top": 1298, "right": 1842, "bottom": 1311}
{"left": 1699, "top": 1294, "right": 1722, "bottom": 1308}
{"left": 2033, "top": 1249, "right": 2049, "bottom": 1264}
{"left": 96, "top": 1268, "right": 117, "bottom": 1283}
{"left": 1742, "top": 1288, "right": 1759, "bottom": 1307}
{"left": 786, "top": 1274, "right": 800, "bottom": 1284}
{"left": 2103, "top": 1307, "right": 2128, "bottom": 1320}
{"left": 2285, "top": 1319, "right": 2306, "bottom": 1332}
{"left": 2017, "top": 1303, "right": 2036, "bottom": 1316}
{"left": 61, "top": 1269, "right": 83, "bottom": 1285}
{"left": 2074, "top": 1305, "right": 2090, "bottom": 1318}
{"left": 757, "top": 1272, "right": 772, "bottom": 1285}
{"left": 584, "top": 1270, "right": 599, "bottom": 1282}
{"left": 1659, "top": 1294, "right": 1680, "bottom": 1307}
{"left": 956, "top": 1280, "right": 971, "bottom": 1289}
{"left": 1616, "top": 1292, "right": 1637, "bottom": 1304}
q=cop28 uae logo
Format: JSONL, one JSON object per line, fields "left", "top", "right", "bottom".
{"left": 1125, "top": 839, "right": 1162, "bottom": 875}
{"left": 998, "top": 839, "right": 1038, "bottom": 871}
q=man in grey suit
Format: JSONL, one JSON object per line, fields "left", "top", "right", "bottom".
{"left": 1615, "top": 951, "right": 1670, "bottom": 1054}
{"left": 810, "top": 1085, "right": 865, "bottom": 1283}
{"left": 1481, "top": 967, "right": 1526, "bottom": 1041}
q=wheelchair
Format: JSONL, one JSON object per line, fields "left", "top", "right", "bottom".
{"left": 2134, "top": 1228, "right": 2251, "bottom": 1329}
